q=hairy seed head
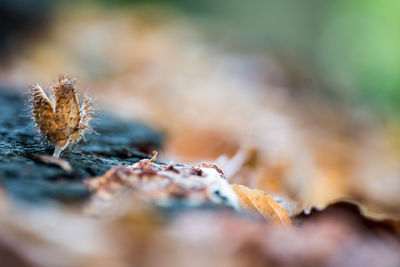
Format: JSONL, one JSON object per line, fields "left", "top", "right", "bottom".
{"left": 28, "top": 74, "right": 95, "bottom": 157}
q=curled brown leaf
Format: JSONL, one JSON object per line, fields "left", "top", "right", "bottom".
{"left": 232, "top": 184, "right": 291, "bottom": 226}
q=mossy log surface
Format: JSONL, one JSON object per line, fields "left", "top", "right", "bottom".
{"left": 0, "top": 90, "right": 163, "bottom": 203}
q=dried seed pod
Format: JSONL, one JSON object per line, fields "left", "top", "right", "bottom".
{"left": 28, "top": 75, "right": 95, "bottom": 157}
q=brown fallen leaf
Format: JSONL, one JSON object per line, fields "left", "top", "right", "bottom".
{"left": 231, "top": 184, "right": 291, "bottom": 226}
{"left": 307, "top": 198, "right": 400, "bottom": 232}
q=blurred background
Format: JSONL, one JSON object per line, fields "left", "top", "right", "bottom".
{"left": 1, "top": 0, "right": 400, "bottom": 118}
{"left": 1, "top": 1, "right": 400, "bottom": 266}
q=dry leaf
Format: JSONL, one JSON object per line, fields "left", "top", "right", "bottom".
{"left": 232, "top": 184, "right": 291, "bottom": 226}
{"left": 310, "top": 198, "right": 400, "bottom": 223}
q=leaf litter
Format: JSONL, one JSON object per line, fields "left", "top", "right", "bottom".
{"left": 0, "top": 5, "right": 399, "bottom": 267}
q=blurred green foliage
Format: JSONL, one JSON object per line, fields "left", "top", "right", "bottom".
{"left": 83, "top": 0, "right": 400, "bottom": 116}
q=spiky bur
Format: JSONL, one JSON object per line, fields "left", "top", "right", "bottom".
{"left": 28, "top": 75, "right": 95, "bottom": 157}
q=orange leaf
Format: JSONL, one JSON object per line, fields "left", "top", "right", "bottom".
{"left": 231, "top": 184, "right": 291, "bottom": 226}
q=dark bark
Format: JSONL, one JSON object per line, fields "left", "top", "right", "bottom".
{"left": 0, "top": 90, "right": 163, "bottom": 203}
